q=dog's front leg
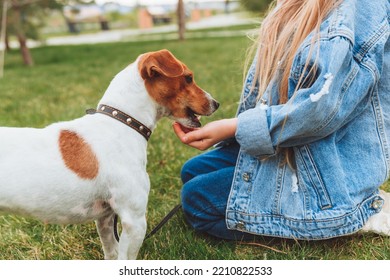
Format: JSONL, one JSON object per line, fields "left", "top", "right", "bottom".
{"left": 117, "top": 213, "right": 147, "bottom": 260}
{"left": 96, "top": 213, "right": 119, "bottom": 260}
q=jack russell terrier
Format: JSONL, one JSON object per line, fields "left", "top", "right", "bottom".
{"left": 0, "top": 49, "right": 219, "bottom": 259}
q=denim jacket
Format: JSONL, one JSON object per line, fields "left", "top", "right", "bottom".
{"left": 226, "top": 0, "right": 390, "bottom": 239}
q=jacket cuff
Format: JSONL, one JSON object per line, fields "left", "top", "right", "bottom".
{"left": 235, "top": 105, "right": 275, "bottom": 156}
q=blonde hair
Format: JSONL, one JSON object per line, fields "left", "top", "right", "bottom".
{"left": 247, "top": 0, "right": 340, "bottom": 166}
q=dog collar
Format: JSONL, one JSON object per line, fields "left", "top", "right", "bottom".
{"left": 86, "top": 104, "right": 152, "bottom": 141}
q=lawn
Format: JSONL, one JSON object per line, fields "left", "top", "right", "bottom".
{"left": 0, "top": 35, "right": 389, "bottom": 260}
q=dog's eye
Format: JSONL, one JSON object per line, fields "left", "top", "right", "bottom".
{"left": 185, "top": 75, "right": 193, "bottom": 84}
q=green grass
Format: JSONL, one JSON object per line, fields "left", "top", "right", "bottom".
{"left": 0, "top": 35, "right": 389, "bottom": 260}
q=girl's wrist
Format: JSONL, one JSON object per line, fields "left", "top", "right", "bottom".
{"left": 224, "top": 118, "right": 238, "bottom": 138}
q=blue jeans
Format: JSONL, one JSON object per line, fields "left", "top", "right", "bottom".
{"left": 181, "top": 142, "right": 255, "bottom": 240}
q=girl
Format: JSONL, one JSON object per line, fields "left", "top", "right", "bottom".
{"left": 173, "top": 0, "right": 390, "bottom": 240}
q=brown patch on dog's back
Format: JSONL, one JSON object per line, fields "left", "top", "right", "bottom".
{"left": 59, "top": 130, "right": 99, "bottom": 180}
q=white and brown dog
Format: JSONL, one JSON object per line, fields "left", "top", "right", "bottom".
{"left": 0, "top": 49, "right": 219, "bottom": 259}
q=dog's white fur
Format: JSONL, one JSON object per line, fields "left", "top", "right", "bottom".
{"left": 362, "top": 190, "right": 390, "bottom": 236}
{"left": 0, "top": 50, "right": 218, "bottom": 259}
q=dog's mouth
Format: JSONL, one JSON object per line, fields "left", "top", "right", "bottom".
{"left": 171, "top": 99, "right": 219, "bottom": 129}
{"left": 186, "top": 108, "right": 202, "bottom": 128}
{"left": 172, "top": 107, "right": 202, "bottom": 129}
{"left": 168, "top": 107, "right": 203, "bottom": 129}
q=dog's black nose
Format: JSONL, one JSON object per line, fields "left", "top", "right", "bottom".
{"left": 213, "top": 100, "right": 220, "bottom": 110}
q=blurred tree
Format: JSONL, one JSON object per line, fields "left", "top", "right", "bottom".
{"left": 0, "top": 0, "right": 94, "bottom": 66}
{"left": 1, "top": 0, "right": 8, "bottom": 77}
{"left": 177, "top": 0, "right": 185, "bottom": 41}
{"left": 1, "top": 0, "right": 66, "bottom": 66}
{"left": 240, "top": 0, "right": 274, "bottom": 13}
{"left": 224, "top": 0, "right": 230, "bottom": 14}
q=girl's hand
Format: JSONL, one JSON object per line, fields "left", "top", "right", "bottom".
{"left": 173, "top": 118, "right": 237, "bottom": 150}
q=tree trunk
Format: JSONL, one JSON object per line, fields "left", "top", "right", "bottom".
{"left": 1, "top": 0, "right": 8, "bottom": 77}
{"left": 177, "top": 0, "right": 185, "bottom": 41}
{"left": 225, "top": 0, "right": 230, "bottom": 14}
{"left": 13, "top": 6, "right": 33, "bottom": 66}
{"left": 5, "top": 32, "right": 10, "bottom": 51}
{"left": 17, "top": 32, "right": 33, "bottom": 66}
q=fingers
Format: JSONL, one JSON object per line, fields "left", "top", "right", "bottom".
{"left": 189, "top": 139, "right": 213, "bottom": 151}
{"left": 172, "top": 122, "right": 196, "bottom": 142}
{"left": 172, "top": 122, "right": 212, "bottom": 150}
{"left": 172, "top": 122, "right": 200, "bottom": 143}
{"left": 172, "top": 122, "right": 186, "bottom": 142}
{"left": 173, "top": 122, "right": 195, "bottom": 134}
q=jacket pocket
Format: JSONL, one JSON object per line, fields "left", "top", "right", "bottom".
{"left": 295, "top": 145, "right": 333, "bottom": 210}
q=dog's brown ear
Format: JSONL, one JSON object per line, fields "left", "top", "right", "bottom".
{"left": 139, "top": 49, "right": 184, "bottom": 80}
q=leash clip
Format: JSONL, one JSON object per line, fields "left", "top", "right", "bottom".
{"left": 86, "top": 108, "right": 97, "bottom": 115}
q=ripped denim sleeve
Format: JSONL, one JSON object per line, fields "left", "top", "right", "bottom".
{"left": 235, "top": 35, "right": 378, "bottom": 157}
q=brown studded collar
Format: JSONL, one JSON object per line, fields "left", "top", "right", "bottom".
{"left": 86, "top": 104, "right": 152, "bottom": 141}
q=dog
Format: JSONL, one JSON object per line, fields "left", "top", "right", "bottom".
{"left": 0, "top": 49, "right": 219, "bottom": 259}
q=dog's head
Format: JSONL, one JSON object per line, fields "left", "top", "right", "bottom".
{"left": 138, "top": 49, "right": 219, "bottom": 128}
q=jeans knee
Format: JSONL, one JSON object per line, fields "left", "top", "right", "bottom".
{"left": 181, "top": 181, "right": 205, "bottom": 230}
{"left": 181, "top": 178, "right": 226, "bottom": 234}
{"left": 181, "top": 183, "right": 248, "bottom": 240}
{"left": 180, "top": 180, "right": 197, "bottom": 215}
{"left": 180, "top": 160, "right": 192, "bottom": 184}
{"left": 180, "top": 156, "right": 201, "bottom": 184}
